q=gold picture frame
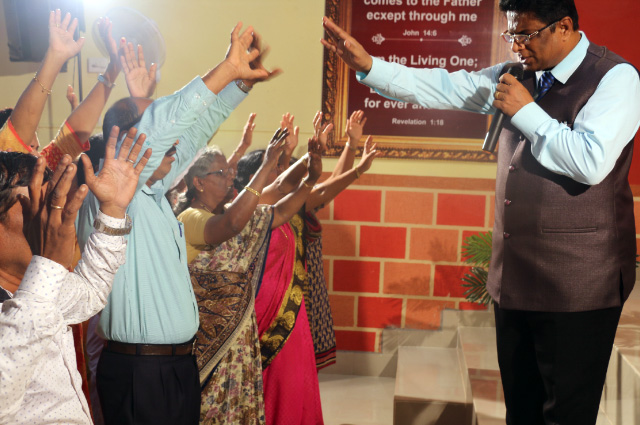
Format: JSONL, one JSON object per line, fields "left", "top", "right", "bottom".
{"left": 321, "top": 0, "right": 511, "bottom": 162}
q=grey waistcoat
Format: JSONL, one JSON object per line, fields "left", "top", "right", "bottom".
{"left": 487, "top": 43, "right": 638, "bottom": 312}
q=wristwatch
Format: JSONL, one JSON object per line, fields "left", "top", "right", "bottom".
{"left": 235, "top": 79, "right": 252, "bottom": 93}
{"left": 93, "top": 214, "right": 132, "bottom": 236}
{"left": 98, "top": 74, "right": 116, "bottom": 89}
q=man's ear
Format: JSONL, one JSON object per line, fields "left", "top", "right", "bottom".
{"left": 557, "top": 16, "right": 574, "bottom": 37}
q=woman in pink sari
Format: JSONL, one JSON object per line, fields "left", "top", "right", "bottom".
{"left": 236, "top": 111, "right": 380, "bottom": 425}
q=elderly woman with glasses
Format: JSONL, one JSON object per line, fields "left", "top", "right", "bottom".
{"left": 175, "top": 130, "right": 323, "bottom": 425}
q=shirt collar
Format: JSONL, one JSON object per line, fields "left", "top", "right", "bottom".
{"left": 538, "top": 31, "right": 589, "bottom": 84}
{"left": 0, "top": 285, "right": 13, "bottom": 302}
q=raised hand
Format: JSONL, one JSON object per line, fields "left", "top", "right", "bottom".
{"left": 345, "top": 110, "right": 367, "bottom": 145}
{"left": 98, "top": 17, "right": 118, "bottom": 60}
{"left": 321, "top": 17, "right": 372, "bottom": 73}
{"left": 224, "top": 23, "right": 275, "bottom": 82}
{"left": 263, "top": 127, "right": 289, "bottom": 167}
{"left": 66, "top": 85, "right": 79, "bottom": 110}
{"left": 280, "top": 113, "right": 299, "bottom": 156}
{"left": 241, "top": 113, "right": 257, "bottom": 149}
{"left": 120, "top": 42, "right": 157, "bottom": 98}
{"left": 243, "top": 30, "right": 282, "bottom": 86}
{"left": 306, "top": 137, "right": 324, "bottom": 182}
{"left": 81, "top": 126, "right": 151, "bottom": 218}
{"left": 48, "top": 10, "right": 85, "bottom": 62}
{"left": 356, "top": 136, "right": 382, "bottom": 173}
{"left": 20, "top": 155, "right": 88, "bottom": 268}
{"left": 312, "top": 111, "right": 333, "bottom": 151}
{"left": 97, "top": 16, "right": 122, "bottom": 84}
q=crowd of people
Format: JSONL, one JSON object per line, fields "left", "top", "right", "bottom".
{"left": 0, "top": 9, "right": 380, "bottom": 425}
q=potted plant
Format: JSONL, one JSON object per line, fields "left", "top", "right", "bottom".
{"left": 461, "top": 231, "right": 493, "bottom": 306}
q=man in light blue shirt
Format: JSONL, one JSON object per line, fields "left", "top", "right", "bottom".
{"left": 77, "top": 23, "right": 279, "bottom": 425}
{"left": 323, "top": 0, "right": 639, "bottom": 423}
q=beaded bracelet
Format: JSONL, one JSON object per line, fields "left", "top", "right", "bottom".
{"left": 33, "top": 73, "right": 52, "bottom": 95}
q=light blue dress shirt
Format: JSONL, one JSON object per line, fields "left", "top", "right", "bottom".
{"left": 359, "top": 33, "right": 640, "bottom": 185}
{"left": 77, "top": 77, "right": 247, "bottom": 344}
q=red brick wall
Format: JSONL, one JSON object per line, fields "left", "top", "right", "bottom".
{"left": 321, "top": 172, "right": 496, "bottom": 353}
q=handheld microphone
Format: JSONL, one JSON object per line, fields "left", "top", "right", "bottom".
{"left": 482, "top": 63, "right": 525, "bottom": 153}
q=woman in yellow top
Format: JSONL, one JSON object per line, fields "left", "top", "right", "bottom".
{"left": 176, "top": 130, "right": 323, "bottom": 425}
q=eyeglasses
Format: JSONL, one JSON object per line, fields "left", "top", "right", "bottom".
{"left": 203, "top": 168, "right": 234, "bottom": 178}
{"left": 500, "top": 20, "right": 558, "bottom": 45}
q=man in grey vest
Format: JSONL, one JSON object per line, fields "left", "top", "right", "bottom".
{"left": 322, "top": 0, "right": 640, "bottom": 423}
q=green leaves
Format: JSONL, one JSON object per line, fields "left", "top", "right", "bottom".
{"left": 460, "top": 231, "right": 493, "bottom": 306}
{"left": 461, "top": 231, "right": 492, "bottom": 268}
{"left": 462, "top": 267, "right": 492, "bottom": 305}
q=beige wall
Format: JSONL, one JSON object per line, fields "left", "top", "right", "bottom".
{"left": 0, "top": 0, "right": 495, "bottom": 180}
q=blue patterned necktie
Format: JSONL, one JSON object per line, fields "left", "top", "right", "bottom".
{"left": 537, "top": 71, "right": 555, "bottom": 101}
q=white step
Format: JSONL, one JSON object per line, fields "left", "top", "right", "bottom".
{"left": 457, "top": 327, "right": 505, "bottom": 425}
{"left": 394, "top": 346, "right": 472, "bottom": 424}
{"left": 319, "top": 374, "right": 395, "bottom": 425}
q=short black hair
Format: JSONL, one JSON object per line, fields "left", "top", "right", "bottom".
{"left": 102, "top": 98, "right": 141, "bottom": 138}
{"left": 234, "top": 149, "right": 265, "bottom": 192}
{"left": 0, "top": 152, "right": 52, "bottom": 222}
{"left": 499, "top": 0, "right": 579, "bottom": 30}
{"left": 76, "top": 133, "right": 106, "bottom": 186}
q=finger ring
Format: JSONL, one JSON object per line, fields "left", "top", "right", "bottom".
{"left": 51, "top": 205, "right": 64, "bottom": 210}
{"left": 126, "top": 159, "right": 135, "bottom": 163}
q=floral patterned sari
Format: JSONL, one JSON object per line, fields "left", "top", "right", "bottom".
{"left": 178, "top": 205, "right": 273, "bottom": 425}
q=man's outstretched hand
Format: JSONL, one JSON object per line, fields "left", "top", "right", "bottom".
{"left": 81, "top": 126, "right": 152, "bottom": 219}
{"left": 321, "top": 17, "right": 373, "bottom": 73}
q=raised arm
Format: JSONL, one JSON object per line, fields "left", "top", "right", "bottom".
{"left": 259, "top": 154, "right": 309, "bottom": 205}
{"left": 332, "top": 110, "right": 366, "bottom": 177}
{"left": 271, "top": 137, "right": 323, "bottom": 228}
{"left": 321, "top": 16, "right": 373, "bottom": 74}
{"left": 9, "top": 10, "right": 85, "bottom": 147}
{"left": 130, "top": 22, "right": 280, "bottom": 194}
{"left": 64, "top": 17, "right": 121, "bottom": 143}
{"left": 228, "top": 112, "right": 256, "bottom": 168}
{"left": 276, "top": 113, "right": 299, "bottom": 173}
{"left": 120, "top": 41, "right": 157, "bottom": 98}
{"left": 306, "top": 135, "right": 381, "bottom": 212}
{"left": 201, "top": 129, "right": 287, "bottom": 246}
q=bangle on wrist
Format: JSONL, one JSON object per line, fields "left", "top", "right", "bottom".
{"left": 98, "top": 74, "right": 116, "bottom": 89}
{"left": 354, "top": 166, "right": 361, "bottom": 179}
{"left": 33, "top": 72, "right": 52, "bottom": 95}
{"left": 235, "top": 79, "right": 252, "bottom": 93}
{"left": 345, "top": 141, "right": 357, "bottom": 151}
{"left": 244, "top": 186, "right": 261, "bottom": 197}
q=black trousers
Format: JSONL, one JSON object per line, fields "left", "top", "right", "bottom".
{"left": 494, "top": 303, "right": 622, "bottom": 425}
{"left": 97, "top": 350, "right": 201, "bottom": 425}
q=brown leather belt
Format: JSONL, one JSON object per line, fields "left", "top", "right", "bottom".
{"left": 105, "top": 339, "right": 195, "bottom": 356}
